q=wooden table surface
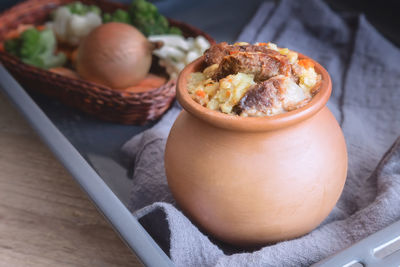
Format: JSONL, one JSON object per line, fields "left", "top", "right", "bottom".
{"left": 0, "top": 91, "right": 142, "bottom": 266}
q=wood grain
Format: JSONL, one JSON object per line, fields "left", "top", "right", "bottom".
{"left": 0, "top": 91, "right": 142, "bottom": 267}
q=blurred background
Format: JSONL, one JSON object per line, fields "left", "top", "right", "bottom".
{"left": 1, "top": 0, "right": 399, "bottom": 45}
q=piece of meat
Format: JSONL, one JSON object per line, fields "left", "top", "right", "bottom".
{"left": 213, "top": 51, "right": 291, "bottom": 82}
{"left": 233, "top": 76, "right": 284, "bottom": 115}
{"left": 290, "top": 62, "right": 303, "bottom": 84}
{"left": 204, "top": 43, "right": 286, "bottom": 66}
{"left": 204, "top": 42, "right": 231, "bottom": 66}
{"left": 310, "top": 78, "right": 322, "bottom": 96}
{"left": 234, "top": 75, "right": 308, "bottom": 116}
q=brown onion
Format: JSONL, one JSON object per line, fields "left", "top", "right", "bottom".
{"left": 76, "top": 22, "right": 155, "bottom": 89}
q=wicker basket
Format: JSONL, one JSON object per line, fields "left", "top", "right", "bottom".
{"left": 0, "top": 0, "right": 215, "bottom": 124}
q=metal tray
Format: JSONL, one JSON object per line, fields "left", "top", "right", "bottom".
{"left": 1, "top": 0, "right": 400, "bottom": 266}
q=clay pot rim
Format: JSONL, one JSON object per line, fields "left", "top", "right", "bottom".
{"left": 176, "top": 53, "right": 332, "bottom": 132}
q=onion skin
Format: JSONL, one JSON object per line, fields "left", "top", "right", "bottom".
{"left": 76, "top": 22, "right": 153, "bottom": 89}
{"left": 49, "top": 67, "right": 80, "bottom": 79}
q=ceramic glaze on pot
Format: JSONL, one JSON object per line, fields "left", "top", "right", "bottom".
{"left": 164, "top": 55, "right": 347, "bottom": 246}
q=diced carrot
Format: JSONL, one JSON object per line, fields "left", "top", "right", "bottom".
{"left": 124, "top": 74, "right": 167, "bottom": 93}
{"left": 70, "top": 49, "right": 78, "bottom": 65}
{"left": 5, "top": 24, "right": 34, "bottom": 39}
{"left": 56, "top": 46, "right": 79, "bottom": 65}
{"left": 225, "top": 91, "right": 231, "bottom": 97}
{"left": 196, "top": 90, "right": 206, "bottom": 97}
{"left": 298, "top": 59, "right": 315, "bottom": 69}
{"left": 257, "top": 42, "right": 268, "bottom": 46}
{"left": 229, "top": 50, "right": 240, "bottom": 55}
{"left": 36, "top": 25, "right": 46, "bottom": 31}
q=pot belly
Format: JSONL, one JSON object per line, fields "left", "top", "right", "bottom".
{"left": 165, "top": 107, "right": 347, "bottom": 246}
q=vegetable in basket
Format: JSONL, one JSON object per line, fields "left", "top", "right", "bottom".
{"left": 149, "top": 35, "right": 210, "bottom": 79}
{"left": 76, "top": 22, "right": 161, "bottom": 89}
{"left": 130, "top": 0, "right": 182, "bottom": 36}
{"left": 4, "top": 27, "right": 66, "bottom": 69}
{"left": 65, "top": 1, "right": 101, "bottom": 15}
{"left": 103, "top": 9, "right": 132, "bottom": 24}
{"left": 102, "top": 0, "right": 181, "bottom": 36}
{"left": 46, "top": 2, "right": 102, "bottom": 46}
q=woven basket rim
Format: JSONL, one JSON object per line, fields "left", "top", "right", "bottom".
{"left": 0, "top": 0, "right": 215, "bottom": 124}
{"left": 0, "top": 0, "right": 216, "bottom": 99}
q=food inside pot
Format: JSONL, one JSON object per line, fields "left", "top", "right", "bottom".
{"left": 187, "top": 42, "right": 321, "bottom": 117}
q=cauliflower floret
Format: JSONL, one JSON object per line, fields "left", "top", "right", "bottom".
{"left": 149, "top": 34, "right": 211, "bottom": 79}
{"left": 47, "top": 7, "right": 101, "bottom": 46}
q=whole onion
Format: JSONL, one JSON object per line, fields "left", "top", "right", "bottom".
{"left": 77, "top": 22, "right": 157, "bottom": 89}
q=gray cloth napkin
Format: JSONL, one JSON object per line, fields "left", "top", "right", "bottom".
{"left": 121, "top": 0, "right": 400, "bottom": 265}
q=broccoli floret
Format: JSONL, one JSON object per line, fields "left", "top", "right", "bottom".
{"left": 169, "top": 26, "right": 182, "bottom": 35}
{"left": 103, "top": 9, "right": 131, "bottom": 24}
{"left": 67, "top": 2, "right": 85, "bottom": 14}
{"left": 129, "top": 0, "right": 181, "bottom": 36}
{"left": 4, "top": 28, "right": 66, "bottom": 69}
{"left": 19, "top": 28, "right": 42, "bottom": 58}
{"left": 4, "top": 38, "right": 20, "bottom": 57}
{"left": 34, "top": 29, "right": 66, "bottom": 68}
{"left": 67, "top": 2, "right": 101, "bottom": 15}
{"left": 88, "top": 5, "right": 101, "bottom": 15}
{"left": 103, "top": 13, "right": 112, "bottom": 23}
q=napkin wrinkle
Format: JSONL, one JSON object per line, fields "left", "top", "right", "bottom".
{"left": 121, "top": 0, "right": 400, "bottom": 266}
{"left": 122, "top": 107, "right": 180, "bottom": 211}
{"left": 237, "top": 2, "right": 277, "bottom": 43}
{"left": 339, "top": 14, "right": 400, "bottom": 213}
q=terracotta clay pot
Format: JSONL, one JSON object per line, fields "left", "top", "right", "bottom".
{"left": 164, "top": 55, "right": 348, "bottom": 246}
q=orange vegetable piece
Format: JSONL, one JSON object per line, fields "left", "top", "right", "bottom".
{"left": 5, "top": 24, "right": 34, "bottom": 39}
{"left": 196, "top": 90, "right": 206, "bottom": 98}
{"left": 56, "top": 45, "right": 79, "bottom": 66}
{"left": 124, "top": 74, "right": 167, "bottom": 93}
{"left": 36, "top": 25, "right": 46, "bottom": 31}
{"left": 298, "top": 59, "right": 315, "bottom": 69}
{"left": 70, "top": 49, "right": 78, "bottom": 64}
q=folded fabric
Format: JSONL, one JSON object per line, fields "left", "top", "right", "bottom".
{"left": 122, "top": 0, "right": 400, "bottom": 266}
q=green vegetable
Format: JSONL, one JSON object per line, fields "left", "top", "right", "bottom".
{"left": 169, "top": 26, "right": 182, "bottom": 35}
{"left": 66, "top": 1, "right": 101, "bottom": 15}
{"left": 128, "top": 0, "right": 182, "bottom": 36}
{"left": 4, "top": 28, "right": 66, "bottom": 69}
{"left": 103, "top": 9, "right": 131, "bottom": 24}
